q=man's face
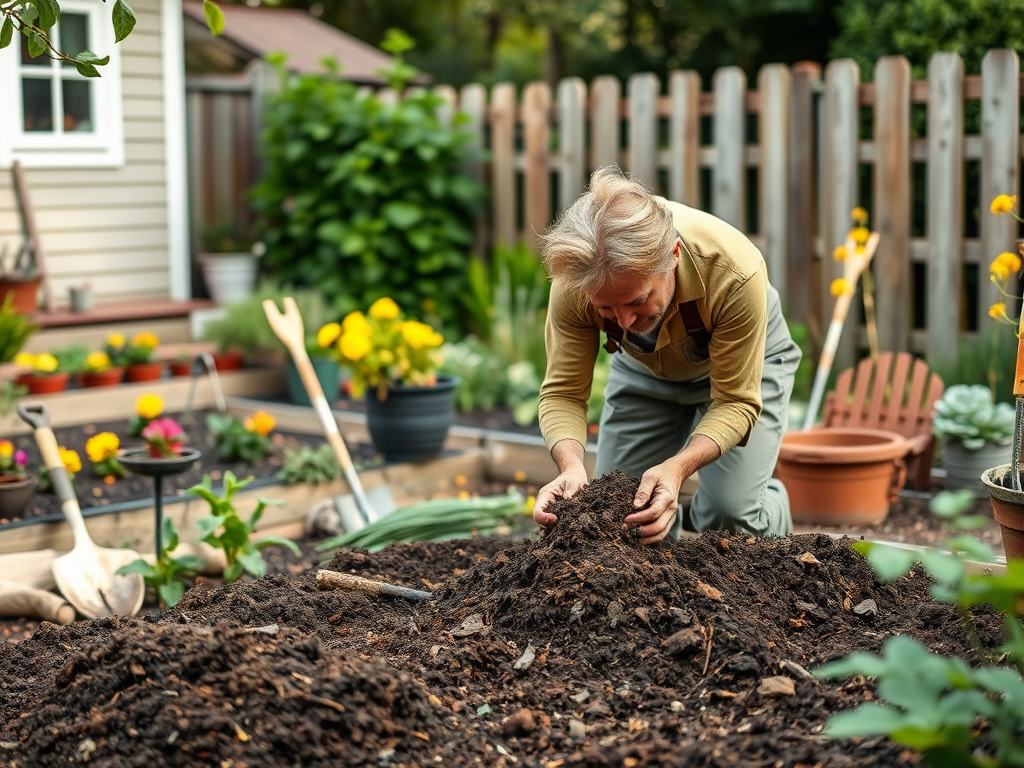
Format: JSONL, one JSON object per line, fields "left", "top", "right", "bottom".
{"left": 590, "top": 242, "right": 679, "bottom": 334}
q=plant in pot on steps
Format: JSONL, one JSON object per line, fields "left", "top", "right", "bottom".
{"left": 107, "top": 331, "right": 164, "bottom": 382}
{"left": 0, "top": 242, "right": 42, "bottom": 314}
{"left": 198, "top": 222, "right": 263, "bottom": 307}
{"left": 0, "top": 438, "right": 35, "bottom": 519}
{"left": 78, "top": 350, "right": 124, "bottom": 388}
{"left": 333, "top": 297, "right": 457, "bottom": 463}
{"left": 13, "top": 344, "right": 87, "bottom": 394}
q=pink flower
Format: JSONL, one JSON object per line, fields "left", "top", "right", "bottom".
{"left": 13, "top": 450, "right": 27, "bottom": 469}
{"left": 141, "top": 418, "right": 188, "bottom": 458}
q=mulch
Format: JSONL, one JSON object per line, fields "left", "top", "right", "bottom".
{"left": 0, "top": 470, "right": 1007, "bottom": 767}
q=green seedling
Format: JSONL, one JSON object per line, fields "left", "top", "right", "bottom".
{"left": 276, "top": 444, "right": 340, "bottom": 485}
{"left": 207, "top": 413, "right": 274, "bottom": 463}
{"left": 817, "top": 489, "right": 1024, "bottom": 767}
{"left": 190, "top": 471, "right": 299, "bottom": 582}
{"left": 116, "top": 517, "right": 203, "bottom": 607}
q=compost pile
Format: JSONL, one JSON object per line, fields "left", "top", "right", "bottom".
{"left": 0, "top": 472, "right": 1000, "bottom": 767}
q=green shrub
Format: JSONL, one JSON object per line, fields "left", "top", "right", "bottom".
{"left": 207, "top": 413, "right": 274, "bottom": 463}
{"left": 251, "top": 30, "right": 484, "bottom": 330}
{"left": 0, "top": 293, "right": 37, "bottom": 363}
{"left": 276, "top": 444, "right": 340, "bottom": 484}
{"left": 932, "top": 384, "right": 1015, "bottom": 449}
{"left": 817, "top": 490, "right": 1024, "bottom": 767}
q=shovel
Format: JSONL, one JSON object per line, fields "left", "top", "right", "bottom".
{"left": 17, "top": 403, "right": 145, "bottom": 619}
{"left": 1012, "top": 312, "right": 1024, "bottom": 492}
{"left": 263, "top": 297, "right": 396, "bottom": 532}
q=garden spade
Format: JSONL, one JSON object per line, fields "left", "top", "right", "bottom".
{"left": 1012, "top": 312, "right": 1024, "bottom": 492}
{"left": 17, "top": 403, "right": 145, "bottom": 619}
{"left": 262, "top": 297, "right": 396, "bottom": 532}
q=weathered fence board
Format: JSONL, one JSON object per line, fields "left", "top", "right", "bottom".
{"left": 628, "top": 73, "right": 660, "bottom": 189}
{"left": 557, "top": 78, "right": 588, "bottom": 213}
{"left": 523, "top": 82, "right": 552, "bottom": 249}
{"left": 668, "top": 70, "right": 701, "bottom": 208}
{"left": 490, "top": 83, "right": 517, "bottom": 248}
{"left": 758, "top": 64, "right": 791, "bottom": 301}
{"left": 712, "top": 67, "right": 747, "bottom": 230}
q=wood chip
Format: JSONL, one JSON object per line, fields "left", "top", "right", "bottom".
{"left": 450, "top": 614, "right": 487, "bottom": 637}
{"left": 798, "top": 552, "right": 821, "bottom": 566}
{"left": 696, "top": 581, "right": 723, "bottom": 601}
{"left": 758, "top": 676, "right": 796, "bottom": 697}
{"left": 513, "top": 644, "right": 536, "bottom": 671}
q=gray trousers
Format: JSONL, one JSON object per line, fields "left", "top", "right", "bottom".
{"left": 595, "top": 286, "right": 800, "bottom": 537}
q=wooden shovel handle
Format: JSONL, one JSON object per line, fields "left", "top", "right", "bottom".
{"left": 1015, "top": 313, "right": 1024, "bottom": 398}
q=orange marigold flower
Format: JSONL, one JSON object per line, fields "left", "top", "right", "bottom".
{"left": 830, "top": 278, "right": 852, "bottom": 297}
{"left": 244, "top": 410, "right": 276, "bottom": 436}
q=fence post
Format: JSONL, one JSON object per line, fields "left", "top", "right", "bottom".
{"left": 980, "top": 49, "right": 1021, "bottom": 317}
{"left": 590, "top": 76, "right": 621, "bottom": 172}
{"left": 758, "top": 64, "right": 791, "bottom": 302}
{"left": 926, "top": 52, "right": 965, "bottom": 366}
{"left": 668, "top": 70, "right": 701, "bottom": 207}
{"left": 490, "top": 83, "right": 517, "bottom": 248}
{"left": 459, "top": 83, "right": 487, "bottom": 256}
{"left": 713, "top": 67, "right": 746, "bottom": 230}
{"left": 523, "top": 82, "right": 552, "bottom": 249}
{"left": 821, "top": 59, "right": 860, "bottom": 370}
{"left": 787, "top": 62, "right": 820, "bottom": 325}
{"left": 628, "top": 73, "right": 660, "bottom": 190}
{"left": 874, "top": 56, "right": 912, "bottom": 354}
{"left": 556, "top": 78, "right": 587, "bottom": 214}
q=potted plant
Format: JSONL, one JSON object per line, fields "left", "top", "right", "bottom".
{"left": 78, "top": 351, "right": 125, "bottom": 388}
{"left": 0, "top": 243, "right": 42, "bottom": 314}
{"left": 932, "top": 384, "right": 1014, "bottom": 495}
{"left": 13, "top": 344, "right": 86, "bottom": 394}
{"left": 168, "top": 347, "right": 194, "bottom": 377}
{"left": 0, "top": 293, "right": 37, "bottom": 372}
{"left": 198, "top": 221, "right": 263, "bottom": 306}
{"left": 285, "top": 321, "right": 342, "bottom": 406}
{"left": 107, "top": 332, "right": 164, "bottom": 382}
{"left": 333, "top": 297, "right": 458, "bottom": 462}
{"left": 0, "top": 438, "right": 35, "bottom": 518}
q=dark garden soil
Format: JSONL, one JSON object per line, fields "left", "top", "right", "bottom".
{"left": 0, "top": 470, "right": 1007, "bottom": 767}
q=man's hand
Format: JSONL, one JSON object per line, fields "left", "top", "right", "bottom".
{"left": 624, "top": 458, "right": 686, "bottom": 544}
{"left": 532, "top": 465, "right": 589, "bottom": 529}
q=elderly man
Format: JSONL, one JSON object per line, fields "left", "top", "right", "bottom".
{"left": 532, "top": 165, "right": 801, "bottom": 543}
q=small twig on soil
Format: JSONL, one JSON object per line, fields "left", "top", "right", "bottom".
{"left": 316, "top": 569, "right": 432, "bottom": 601}
{"left": 298, "top": 692, "right": 347, "bottom": 714}
{"left": 702, "top": 625, "right": 714, "bottom": 676}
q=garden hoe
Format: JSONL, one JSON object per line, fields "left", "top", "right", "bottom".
{"left": 263, "top": 297, "right": 396, "bottom": 532}
{"left": 17, "top": 403, "right": 145, "bottom": 619}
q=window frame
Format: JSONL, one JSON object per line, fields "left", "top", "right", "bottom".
{"left": 0, "top": 0, "right": 125, "bottom": 169}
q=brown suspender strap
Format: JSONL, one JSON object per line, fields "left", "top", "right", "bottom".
{"left": 678, "top": 300, "right": 710, "bottom": 348}
{"left": 601, "top": 300, "right": 710, "bottom": 354}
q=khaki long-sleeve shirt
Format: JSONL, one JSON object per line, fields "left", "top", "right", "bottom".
{"left": 538, "top": 199, "right": 769, "bottom": 456}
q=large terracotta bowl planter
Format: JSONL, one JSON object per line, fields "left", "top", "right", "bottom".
{"left": 981, "top": 465, "right": 1024, "bottom": 560}
{"left": 775, "top": 427, "right": 909, "bottom": 526}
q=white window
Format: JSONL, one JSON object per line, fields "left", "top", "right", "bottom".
{"left": 0, "top": 0, "right": 124, "bottom": 169}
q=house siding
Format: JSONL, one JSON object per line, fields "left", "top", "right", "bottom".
{"left": 0, "top": 0, "right": 176, "bottom": 307}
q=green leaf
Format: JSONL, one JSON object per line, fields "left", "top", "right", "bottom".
{"left": 255, "top": 535, "right": 302, "bottom": 556}
{"left": 36, "top": 0, "right": 59, "bottom": 32}
{"left": 115, "top": 559, "right": 157, "bottom": 578}
{"left": 826, "top": 703, "right": 905, "bottom": 737}
{"left": 111, "top": 0, "right": 136, "bottom": 42}
{"left": 75, "top": 50, "right": 109, "bottom": 66}
{"left": 930, "top": 489, "right": 976, "bottom": 518}
{"left": 223, "top": 560, "right": 243, "bottom": 582}
{"left": 26, "top": 30, "right": 46, "bottom": 59}
{"left": 0, "top": 19, "right": 14, "bottom": 50}
{"left": 866, "top": 543, "right": 915, "bottom": 581}
{"left": 203, "top": 0, "right": 224, "bottom": 35}
{"left": 382, "top": 201, "right": 424, "bottom": 230}
{"left": 236, "top": 548, "right": 266, "bottom": 578}
{"left": 919, "top": 549, "right": 964, "bottom": 585}
{"left": 74, "top": 61, "right": 101, "bottom": 78}
{"left": 158, "top": 580, "right": 185, "bottom": 607}
{"left": 174, "top": 555, "right": 205, "bottom": 570}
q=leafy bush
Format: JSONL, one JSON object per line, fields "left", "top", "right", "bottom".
{"left": 190, "top": 471, "right": 299, "bottom": 582}
{"left": 932, "top": 384, "right": 1015, "bottom": 448}
{"left": 251, "top": 30, "right": 483, "bottom": 330}
{"left": 0, "top": 293, "right": 37, "bottom": 363}
{"left": 817, "top": 490, "right": 1024, "bottom": 767}
{"left": 207, "top": 412, "right": 275, "bottom": 463}
{"left": 276, "top": 444, "right": 340, "bottom": 484}
{"left": 0, "top": 381, "right": 27, "bottom": 418}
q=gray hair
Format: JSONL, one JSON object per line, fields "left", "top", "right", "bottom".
{"left": 539, "top": 165, "right": 677, "bottom": 299}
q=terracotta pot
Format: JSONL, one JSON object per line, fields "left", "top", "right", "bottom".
{"left": 125, "top": 362, "right": 165, "bottom": 382}
{"left": 168, "top": 359, "right": 194, "bottom": 377}
{"left": 981, "top": 465, "right": 1024, "bottom": 559}
{"left": 0, "top": 474, "right": 37, "bottom": 518}
{"left": 775, "top": 428, "right": 909, "bottom": 526}
{"left": 365, "top": 375, "right": 459, "bottom": 463}
{"left": 211, "top": 350, "right": 245, "bottom": 372}
{"left": 79, "top": 367, "right": 125, "bottom": 388}
{"left": 0, "top": 274, "right": 42, "bottom": 313}
{"left": 15, "top": 371, "right": 70, "bottom": 395}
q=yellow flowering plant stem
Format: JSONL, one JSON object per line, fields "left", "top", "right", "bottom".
{"left": 803, "top": 229, "right": 881, "bottom": 430}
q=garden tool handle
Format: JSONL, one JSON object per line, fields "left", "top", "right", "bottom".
{"left": 316, "top": 569, "right": 433, "bottom": 601}
{"left": 17, "top": 401, "right": 48, "bottom": 430}
{"left": 1015, "top": 313, "right": 1024, "bottom": 398}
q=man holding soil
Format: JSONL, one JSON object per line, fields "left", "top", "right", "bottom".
{"left": 532, "top": 165, "right": 801, "bottom": 544}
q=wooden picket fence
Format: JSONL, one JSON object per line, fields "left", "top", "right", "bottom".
{"left": 188, "top": 51, "right": 1024, "bottom": 369}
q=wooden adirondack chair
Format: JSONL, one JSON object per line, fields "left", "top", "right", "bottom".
{"left": 819, "top": 351, "right": 945, "bottom": 491}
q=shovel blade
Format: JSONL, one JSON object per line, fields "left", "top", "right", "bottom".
{"left": 334, "top": 484, "right": 397, "bottom": 533}
{"left": 52, "top": 546, "right": 145, "bottom": 620}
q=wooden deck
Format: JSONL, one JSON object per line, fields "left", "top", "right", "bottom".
{"left": 29, "top": 299, "right": 216, "bottom": 329}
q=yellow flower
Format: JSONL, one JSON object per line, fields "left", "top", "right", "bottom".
{"left": 991, "top": 256, "right": 1013, "bottom": 282}
{"left": 402, "top": 321, "right": 437, "bottom": 350}
{"left": 106, "top": 333, "right": 125, "bottom": 348}
{"left": 851, "top": 207, "right": 868, "bottom": 225}
{"left": 849, "top": 227, "right": 870, "bottom": 245}
{"left": 0, "top": 440, "right": 12, "bottom": 458}
{"left": 830, "top": 278, "right": 852, "bottom": 297}
{"left": 990, "top": 303, "right": 1008, "bottom": 320}
{"left": 833, "top": 245, "right": 847, "bottom": 262}
{"left": 991, "top": 194, "right": 1017, "bottom": 215}
{"left": 342, "top": 311, "right": 372, "bottom": 336}
{"left": 378, "top": 349, "right": 394, "bottom": 365}
{"left": 317, "top": 322, "right": 342, "bottom": 349}
{"left": 33, "top": 353, "right": 58, "bottom": 373}
{"left": 60, "top": 447, "right": 82, "bottom": 474}
{"left": 993, "top": 251, "right": 1022, "bottom": 277}
{"left": 86, "top": 432, "right": 120, "bottom": 463}
{"left": 135, "top": 394, "right": 164, "bottom": 419}
{"left": 368, "top": 297, "right": 400, "bottom": 320}
{"left": 85, "top": 352, "right": 111, "bottom": 372}
{"left": 132, "top": 332, "right": 160, "bottom": 350}
{"left": 339, "top": 332, "right": 372, "bottom": 361}
{"left": 14, "top": 352, "right": 35, "bottom": 367}
{"left": 244, "top": 410, "right": 276, "bottom": 436}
